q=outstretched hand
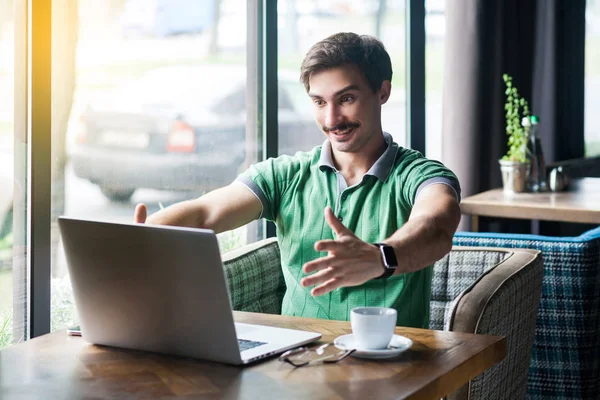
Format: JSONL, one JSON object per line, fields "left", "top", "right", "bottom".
{"left": 134, "top": 203, "right": 147, "bottom": 223}
{"left": 300, "top": 206, "right": 385, "bottom": 296}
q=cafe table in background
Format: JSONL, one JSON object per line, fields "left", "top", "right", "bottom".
{"left": 460, "top": 178, "right": 600, "bottom": 231}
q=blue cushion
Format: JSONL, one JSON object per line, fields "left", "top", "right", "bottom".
{"left": 454, "top": 227, "right": 600, "bottom": 400}
{"left": 455, "top": 224, "right": 600, "bottom": 243}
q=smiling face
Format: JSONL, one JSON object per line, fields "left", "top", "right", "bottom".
{"left": 308, "top": 64, "right": 391, "bottom": 155}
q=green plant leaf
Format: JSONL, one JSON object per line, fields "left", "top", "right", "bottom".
{"left": 502, "top": 73, "right": 532, "bottom": 160}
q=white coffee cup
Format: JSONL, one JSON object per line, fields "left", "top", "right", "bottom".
{"left": 350, "top": 307, "right": 397, "bottom": 350}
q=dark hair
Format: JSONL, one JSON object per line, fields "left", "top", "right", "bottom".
{"left": 300, "top": 32, "right": 393, "bottom": 93}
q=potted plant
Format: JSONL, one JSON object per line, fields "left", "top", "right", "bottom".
{"left": 499, "top": 73, "right": 531, "bottom": 193}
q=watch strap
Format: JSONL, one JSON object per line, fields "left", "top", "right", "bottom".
{"left": 376, "top": 265, "right": 395, "bottom": 279}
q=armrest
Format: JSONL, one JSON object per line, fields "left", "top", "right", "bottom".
{"left": 443, "top": 247, "right": 544, "bottom": 400}
{"left": 221, "top": 237, "right": 285, "bottom": 314}
{"left": 449, "top": 248, "right": 542, "bottom": 333}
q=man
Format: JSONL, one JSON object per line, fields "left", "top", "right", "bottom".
{"left": 134, "top": 32, "right": 461, "bottom": 328}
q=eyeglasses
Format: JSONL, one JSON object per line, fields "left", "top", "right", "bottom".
{"left": 278, "top": 343, "right": 355, "bottom": 367}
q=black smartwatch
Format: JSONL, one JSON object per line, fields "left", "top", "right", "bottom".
{"left": 373, "top": 243, "right": 398, "bottom": 279}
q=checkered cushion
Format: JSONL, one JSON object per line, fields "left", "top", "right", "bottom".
{"left": 454, "top": 226, "right": 600, "bottom": 400}
{"left": 430, "top": 250, "right": 510, "bottom": 331}
{"left": 222, "top": 238, "right": 284, "bottom": 315}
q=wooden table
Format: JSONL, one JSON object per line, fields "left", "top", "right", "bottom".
{"left": 460, "top": 178, "right": 600, "bottom": 231}
{"left": 0, "top": 311, "right": 506, "bottom": 400}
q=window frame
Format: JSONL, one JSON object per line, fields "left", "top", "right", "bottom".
{"left": 29, "top": 0, "right": 52, "bottom": 338}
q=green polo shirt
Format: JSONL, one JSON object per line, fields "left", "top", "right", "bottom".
{"left": 237, "top": 132, "right": 460, "bottom": 328}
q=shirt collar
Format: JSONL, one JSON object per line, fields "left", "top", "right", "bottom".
{"left": 318, "top": 132, "right": 398, "bottom": 182}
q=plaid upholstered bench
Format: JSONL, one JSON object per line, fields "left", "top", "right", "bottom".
{"left": 454, "top": 226, "right": 600, "bottom": 400}
{"left": 222, "top": 239, "right": 543, "bottom": 400}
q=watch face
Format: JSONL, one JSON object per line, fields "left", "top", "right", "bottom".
{"left": 379, "top": 244, "right": 398, "bottom": 268}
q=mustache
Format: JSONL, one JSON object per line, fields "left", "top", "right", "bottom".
{"left": 322, "top": 122, "right": 360, "bottom": 132}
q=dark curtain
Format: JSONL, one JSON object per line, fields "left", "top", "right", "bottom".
{"left": 442, "top": 0, "right": 586, "bottom": 233}
{"left": 533, "top": 0, "right": 586, "bottom": 164}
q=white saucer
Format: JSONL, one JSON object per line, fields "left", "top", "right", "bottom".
{"left": 333, "top": 334, "right": 413, "bottom": 359}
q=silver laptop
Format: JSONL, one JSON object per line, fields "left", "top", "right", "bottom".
{"left": 58, "top": 217, "right": 321, "bottom": 365}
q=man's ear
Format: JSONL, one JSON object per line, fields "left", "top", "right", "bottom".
{"left": 379, "top": 80, "right": 391, "bottom": 104}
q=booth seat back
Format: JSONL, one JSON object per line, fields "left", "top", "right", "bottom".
{"left": 222, "top": 239, "right": 543, "bottom": 400}
{"left": 222, "top": 238, "right": 284, "bottom": 314}
{"left": 454, "top": 226, "right": 600, "bottom": 400}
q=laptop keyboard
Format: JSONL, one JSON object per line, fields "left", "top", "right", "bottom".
{"left": 238, "top": 338, "right": 267, "bottom": 352}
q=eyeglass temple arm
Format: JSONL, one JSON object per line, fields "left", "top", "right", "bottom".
{"left": 323, "top": 349, "right": 355, "bottom": 363}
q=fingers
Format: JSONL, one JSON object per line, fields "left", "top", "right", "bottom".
{"left": 303, "top": 254, "right": 341, "bottom": 274}
{"left": 311, "top": 278, "right": 341, "bottom": 297}
{"left": 134, "top": 203, "right": 147, "bottom": 223}
{"left": 303, "top": 269, "right": 348, "bottom": 296}
{"left": 301, "top": 266, "right": 336, "bottom": 288}
{"left": 302, "top": 207, "right": 379, "bottom": 296}
{"left": 324, "top": 206, "right": 352, "bottom": 237}
{"left": 314, "top": 239, "right": 346, "bottom": 253}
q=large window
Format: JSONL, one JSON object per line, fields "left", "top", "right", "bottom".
{"left": 3, "top": 0, "right": 427, "bottom": 340}
{"left": 586, "top": 0, "right": 600, "bottom": 157}
{"left": 0, "top": 0, "right": 28, "bottom": 349}
{"left": 277, "top": 0, "right": 408, "bottom": 154}
{"left": 50, "top": 0, "right": 256, "bottom": 332}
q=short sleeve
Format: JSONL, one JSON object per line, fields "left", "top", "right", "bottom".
{"left": 237, "top": 154, "right": 305, "bottom": 222}
{"left": 395, "top": 149, "right": 461, "bottom": 207}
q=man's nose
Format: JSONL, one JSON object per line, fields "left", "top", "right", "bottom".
{"left": 324, "top": 104, "right": 343, "bottom": 128}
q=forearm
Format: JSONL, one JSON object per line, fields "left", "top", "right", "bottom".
{"left": 384, "top": 214, "right": 455, "bottom": 274}
{"left": 144, "top": 182, "right": 261, "bottom": 233}
{"left": 384, "top": 184, "right": 461, "bottom": 275}
{"left": 145, "top": 199, "right": 211, "bottom": 229}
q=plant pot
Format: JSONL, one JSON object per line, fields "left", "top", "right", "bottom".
{"left": 499, "top": 159, "right": 530, "bottom": 193}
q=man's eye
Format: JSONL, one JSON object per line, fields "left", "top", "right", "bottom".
{"left": 341, "top": 95, "right": 353, "bottom": 102}
{"left": 313, "top": 99, "right": 325, "bottom": 106}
